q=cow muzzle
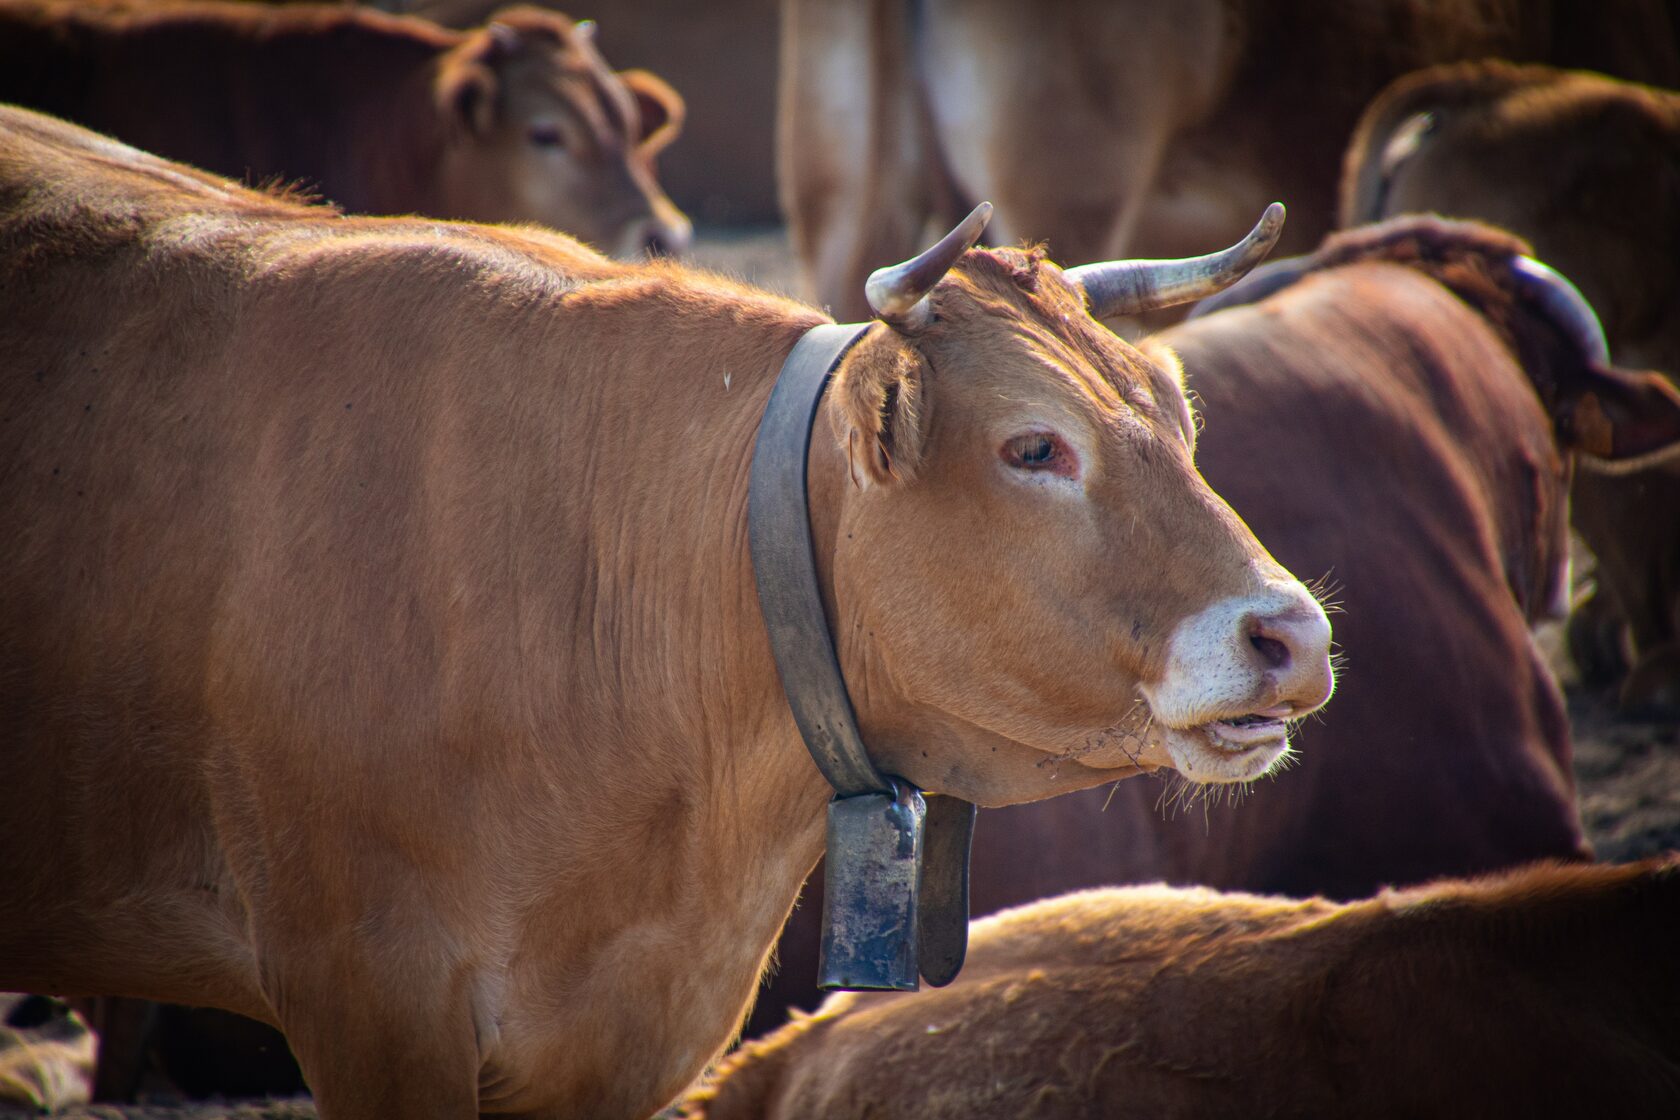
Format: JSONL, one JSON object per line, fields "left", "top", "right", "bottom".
{"left": 1140, "top": 580, "right": 1334, "bottom": 783}
{"left": 619, "top": 212, "right": 693, "bottom": 259}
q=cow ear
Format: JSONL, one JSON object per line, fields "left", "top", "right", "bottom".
{"left": 436, "top": 29, "right": 510, "bottom": 136}
{"left": 618, "top": 69, "right": 686, "bottom": 156}
{"left": 829, "top": 328, "right": 927, "bottom": 487}
{"left": 1553, "top": 362, "right": 1680, "bottom": 466}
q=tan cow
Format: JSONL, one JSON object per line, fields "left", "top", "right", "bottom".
{"left": 0, "top": 108, "right": 1330, "bottom": 1119}
{"left": 687, "top": 857, "right": 1680, "bottom": 1119}
{"left": 0, "top": 0, "right": 692, "bottom": 257}
{"left": 746, "top": 217, "right": 1680, "bottom": 1038}
{"left": 780, "top": 0, "right": 1680, "bottom": 321}
{"left": 1341, "top": 61, "right": 1680, "bottom": 713}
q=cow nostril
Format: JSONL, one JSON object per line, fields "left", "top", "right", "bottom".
{"left": 1250, "top": 631, "right": 1291, "bottom": 670}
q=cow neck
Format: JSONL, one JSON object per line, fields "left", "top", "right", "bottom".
{"left": 748, "top": 321, "right": 975, "bottom": 993}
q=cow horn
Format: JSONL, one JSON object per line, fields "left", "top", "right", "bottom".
{"left": 1067, "top": 202, "right": 1287, "bottom": 319}
{"left": 1510, "top": 255, "right": 1609, "bottom": 365}
{"left": 865, "top": 202, "right": 993, "bottom": 330}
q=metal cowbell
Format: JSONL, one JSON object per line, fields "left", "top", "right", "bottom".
{"left": 818, "top": 783, "right": 925, "bottom": 991}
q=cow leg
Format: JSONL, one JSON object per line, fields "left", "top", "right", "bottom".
{"left": 779, "top": 0, "right": 932, "bottom": 320}
{"left": 266, "top": 958, "right": 481, "bottom": 1120}
{"left": 78, "top": 997, "right": 157, "bottom": 1102}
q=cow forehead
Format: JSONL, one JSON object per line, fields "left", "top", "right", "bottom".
{"left": 926, "top": 254, "right": 1182, "bottom": 428}
{"left": 502, "top": 46, "right": 635, "bottom": 144}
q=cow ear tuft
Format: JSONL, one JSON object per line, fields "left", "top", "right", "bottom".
{"left": 618, "top": 69, "right": 686, "bottom": 157}
{"left": 1555, "top": 363, "right": 1680, "bottom": 466}
{"left": 829, "top": 328, "right": 927, "bottom": 487}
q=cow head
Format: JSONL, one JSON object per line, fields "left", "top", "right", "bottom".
{"left": 1342, "top": 61, "right": 1680, "bottom": 378}
{"left": 433, "top": 7, "right": 691, "bottom": 258}
{"left": 811, "top": 207, "right": 1335, "bottom": 806}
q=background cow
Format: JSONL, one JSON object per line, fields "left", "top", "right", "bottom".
{"left": 0, "top": 107, "right": 1328, "bottom": 1119}
{"left": 688, "top": 858, "right": 1680, "bottom": 1119}
{"left": 379, "top": 0, "right": 783, "bottom": 226}
{"left": 0, "top": 0, "right": 693, "bottom": 256}
{"left": 1341, "top": 61, "right": 1680, "bottom": 714}
{"left": 747, "top": 217, "right": 1680, "bottom": 1037}
{"left": 780, "top": 0, "right": 1680, "bottom": 319}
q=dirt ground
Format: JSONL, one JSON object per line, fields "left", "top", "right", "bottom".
{"left": 7, "top": 227, "right": 1677, "bottom": 1119}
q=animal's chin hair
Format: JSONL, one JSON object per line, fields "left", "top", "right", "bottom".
{"left": 1151, "top": 738, "right": 1299, "bottom": 821}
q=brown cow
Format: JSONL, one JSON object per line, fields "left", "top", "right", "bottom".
{"left": 0, "top": 0, "right": 693, "bottom": 256}
{"left": 0, "top": 108, "right": 1331, "bottom": 1119}
{"left": 1341, "top": 61, "right": 1680, "bottom": 713}
{"left": 780, "top": 0, "right": 1680, "bottom": 321}
{"left": 688, "top": 857, "right": 1680, "bottom": 1119}
{"left": 746, "top": 217, "right": 1680, "bottom": 1037}
{"left": 388, "top": 0, "right": 784, "bottom": 225}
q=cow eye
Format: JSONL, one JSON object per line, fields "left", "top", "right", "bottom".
{"left": 1002, "top": 432, "right": 1067, "bottom": 471}
{"left": 527, "top": 123, "right": 564, "bottom": 148}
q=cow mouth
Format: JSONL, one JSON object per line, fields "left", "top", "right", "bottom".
{"left": 1163, "top": 707, "right": 1294, "bottom": 783}
{"left": 1206, "top": 712, "right": 1289, "bottom": 746}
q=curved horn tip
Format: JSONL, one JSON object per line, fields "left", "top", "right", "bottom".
{"left": 864, "top": 201, "right": 996, "bottom": 326}
{"left": 1252, "top": 202, "right": 1286, "bottom": 248}
{"left": 1066, "top": 200, "right": 1290, "bottom": 319}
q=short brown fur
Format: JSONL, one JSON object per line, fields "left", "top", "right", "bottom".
{"left": 690, "top": 858, "right": 1680, "bottom": 1119}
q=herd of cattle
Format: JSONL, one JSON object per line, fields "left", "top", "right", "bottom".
{"left": 2, "top": 0, "right": 1679, "bottom": 1117}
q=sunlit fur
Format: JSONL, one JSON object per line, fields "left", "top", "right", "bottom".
{"left": 686, "top": 858, "right": 1680, "bottom": 1119}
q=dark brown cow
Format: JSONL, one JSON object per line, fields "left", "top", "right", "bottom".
{"left": 689, "top": 857, "right": 1680, "bottom": 1119}
{"left": 0, "top": 0, "right": 692, "bottom": 256}
{"left": 781, "top": 0, "right": 1680, "bottom": 320}
{"left": 747, "top": 218, "right": 1680, "bottom": 1037}
{"left": 1342, "top": 61, "right": 1680, "bottom": 713}
{"left": 0, "top": 108, "right": 1330, "bottom": 1119}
